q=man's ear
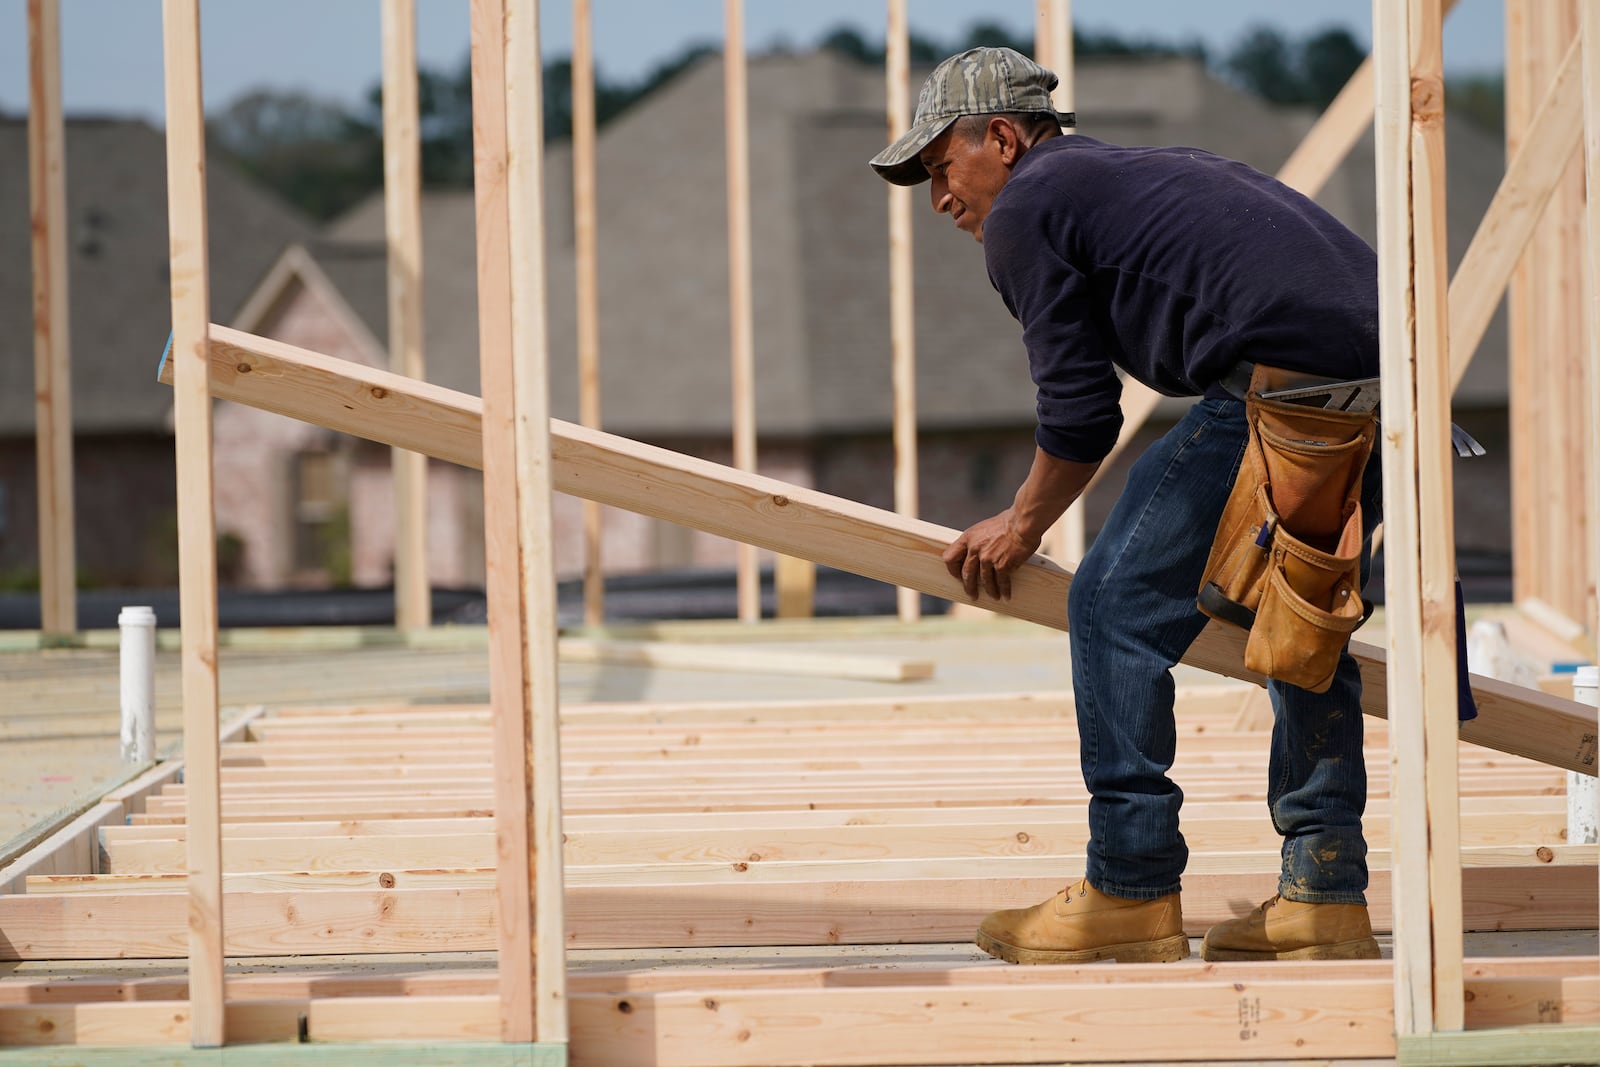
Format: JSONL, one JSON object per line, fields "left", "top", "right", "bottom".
{"left": 990, "top": 116, "right": 1024, "bottom": 166}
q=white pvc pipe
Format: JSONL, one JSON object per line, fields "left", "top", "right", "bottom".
{"left": 119, "top": 605, "right": 156, "bottom": 763}
{"left": 1570, "top": 665, "right": 1598, "bottom": 845}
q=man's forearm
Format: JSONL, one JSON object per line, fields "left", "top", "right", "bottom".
{"left": 1011, "top": 446, "right": 1101, "bottom": 542}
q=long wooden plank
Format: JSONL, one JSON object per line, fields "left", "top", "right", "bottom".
{"left": 886, "top": 0, "right": 920, "bottom": 619}
{"left": 159, "top": 0, "right": 224, "bottom": 1047}
{"left": 2, "top": 977, "right": 1596, "bottom": 1061}
{"left": 1375, "top": 0, "right": 1464, "bottom": 1035}
{"left": 466, "top": 0, "right": 538, "bottom": 1043}
{"left": 725, "top": 0, "right": 760, "bottom": 622}
{"left": 0, "top": 864, "right": 1591, "bottom": 960}
{"left": 502, "top": 0, "right": 567, "bottom": 1042}
{"left": 92, "top": 843, "right": 1595, "bottom": 888}
{"left": 572, "top": 0, "right": 604, "bottom": 625}
{"left": 381, "top": 0, "right": 430, "bottom": 631}
{"left": 99, "top": 792, "right": 1559, "bottom": 843}
{"left": 27, "top": 0, "right": 76, "bottom": 637}
{"left": 157, "top": 327, "right": 1600, "bottom": 775}
{"left": 1448, "top": 36, "right": 1584, "bottom": 383}
{"left": 1, "top": 956, "right": 1593, "bottom": 1004}
{"left": 1585, "top": 0, "right": 1600, "bottom": 717}
{"left": 96, "top": 815, "right": 1574, "bottom": 874}
{"left": 557, "top": 637, "right": 932, "bottom": 682}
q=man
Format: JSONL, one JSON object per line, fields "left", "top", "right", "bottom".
{"left": 870, "top": 47, "right": 1383, "bottom": 964}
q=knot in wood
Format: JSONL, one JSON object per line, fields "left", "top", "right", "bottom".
{"left": 772, "top": 494, "right": 790, "bottom": 507}
{"left": 1535, "top": 846, "right": 1554, "bottom": 863}
{"left": 732, "top": 861, "right": 749, "bottom": 872}
{"left": 1410, "top": 76, "right": 1444, "bottom": 124}
{"left": 370, "top": 386, "right": 389, "bottom": 400}
{"left": 617, "top": 999, "right": 633, "bottom": 1014}
{"left": 236, "top": 362, "right": 252, "bottom": 374}
{"left": 1015, "top": 831, "right": 1030, "bottom": 843}
{"left": 378, "top": 872, "right": 397, "bottom": 888}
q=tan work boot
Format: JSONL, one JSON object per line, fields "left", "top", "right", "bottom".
{"left": 1201, "top": 894, "right": 1381, "bottom": 961}
{"left": 976, "top": 879, "right": 1190, "bottom": 964}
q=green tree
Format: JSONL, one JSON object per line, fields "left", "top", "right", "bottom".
{"left": 1222, "top": 24, "right": 1366, "bottom": 110}
{"left": 1300, "top": 28, "right": 1365, "bottom": 108}
{"left": 208, "top": 89, "right": 381, "bottom": 221}
{"left": 1225, "top": 26, "right": 1306, "bottom": 104}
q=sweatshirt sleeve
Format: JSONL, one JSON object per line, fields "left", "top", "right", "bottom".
{"left": 983, "top": 184, "right": 1122, "bottom": 464}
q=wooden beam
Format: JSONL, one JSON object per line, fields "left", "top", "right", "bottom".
{"left": 1, "top": 969, "right": 1597, "bottom": 1056}
{"left": 467, "top": 0, "right": 556, "bottom": 1044}
{"left": 1034, "top": 0, "right": 1094, "bottom": 565}
{"left": 0, "top": 863, "right": 1590, "bottom": 959}
{"left": 27, "top": 0, "right": 76, "bottom": 638}
{"left": 0, "top": 956, "right": 1593, "bottom": 1003}
{"left": 886, "top": 0, "right": 919, "bottom": 621}
{"left": 557, "top": 637, "right": 932, "bottom": 682}
{"left": 572, "top": 0, "right": 605, "bottom": 626}
{"left": 159, "top": 0, "right": 224, "bottom": 1048}
{"left": 724, "top": 0, "right": 760, "bottom": 622}
{"left": 382, "top": 0, "right": 430, "bottom": 631}
{"left": 90, "top": 821, "right": 1588, "bottom": 876}
{"left": 1584, "top": 0, "right": 1600, "bottom": 668}
{"left": 1374, "top": 0, "right": 1464, "bottom": 1034}
{"left": 503, "top": 0, "right": 567, "bottom": 1042}
{"left": 1448, "top": 37, "right": 1584, "bottom": 383}
{"left": 156, "top": 327, "right": 1600, "bottom": 778}
{"left": 1, "top": 975, "right": 1594, "bottom": 1062}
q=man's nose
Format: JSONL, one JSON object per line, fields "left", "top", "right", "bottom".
{"left": 930, "top": 175, "right": 952, "bottom": 214}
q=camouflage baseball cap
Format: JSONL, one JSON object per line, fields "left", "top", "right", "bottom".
{"left": 870, "top": 47, "right": 1075, "bottom": 186}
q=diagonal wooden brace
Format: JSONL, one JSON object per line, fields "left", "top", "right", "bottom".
{"left": 160, "top": 326, "right": 1598, "bottom": 775}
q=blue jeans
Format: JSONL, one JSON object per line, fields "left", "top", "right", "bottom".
{"left": 1068, "top": 396, "right": 1381, "bottom": 905}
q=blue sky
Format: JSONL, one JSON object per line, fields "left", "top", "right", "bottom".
{"left": 0, "top": 1, "right": 1507, "bottom": 124}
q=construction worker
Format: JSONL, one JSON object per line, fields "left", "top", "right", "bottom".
{"left": 870, "top": 47, "right": 1383, "bottom": 963}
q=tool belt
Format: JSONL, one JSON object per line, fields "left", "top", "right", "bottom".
{"left": 1197, "top": 364, "right": 1378, "bottom": 694}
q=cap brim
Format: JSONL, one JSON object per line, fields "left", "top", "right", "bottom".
{"left": 869, "top": 115, "right": 959, "bottom": 186}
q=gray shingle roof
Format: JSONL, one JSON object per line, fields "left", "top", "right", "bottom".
{"left": 0, "top": 118, "right": 316, "bottom": 435}
{"left": 308, "top": 50, "right": 1509, "bottom": 437}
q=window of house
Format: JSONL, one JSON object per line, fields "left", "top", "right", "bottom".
{"left": 291, "top": 449, "right": 349, "bottom": 581}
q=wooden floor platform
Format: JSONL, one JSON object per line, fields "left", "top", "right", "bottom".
{"left": 1, "top": 665, "right": 1594, "bottom": 1064}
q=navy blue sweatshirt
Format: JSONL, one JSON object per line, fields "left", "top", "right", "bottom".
{"left": 982, "top": 135, "right": 1380, "bottom": 464}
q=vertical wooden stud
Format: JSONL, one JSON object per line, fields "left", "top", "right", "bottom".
{"left": 1373, "top": 0, "right": 1464, "bottom": 1036}
{"left": 572, "top": 0, "right": 605, "bottom": 626}
{"left": 725, "top": 0, "right": 761, "bottom": 622}
{"left": 470, "top": 0, "right": 566, "bottom": 1043}
{"left": 886, "top": 0, "right": 919, "bottom": 623}
{"left": 382, "top": 0, "right": 431, "bottom": 632}
{"left": 1508, "top": 1, "right": 1588, "bottom": 618}
{"left": 1035, "top": 0, "right": 1093, "bottom": 564}
{"left": 28, "top": 0, "right": 76, "bottom": 638}
{"left": 160, "top": 0, "right": 224, "bottom": 1047}
{"left": 1535, "top": 3, "right": 1586, "bottom": 622}
{"left": 1583, "top": 0, "right": 1600, "bottom": 673}
{"left": 1554, "top": 3, "right": 1593, "bottom": 625}
{"left": 503, "top": 0, "right": 567, "bottom": 1039}
{"left": 1505, "top": 0, "right": 1540, "bottom": 608}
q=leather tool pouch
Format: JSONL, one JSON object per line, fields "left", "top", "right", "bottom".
{"left": 1197, "top": 366, "right": 1377, "bottom": 694}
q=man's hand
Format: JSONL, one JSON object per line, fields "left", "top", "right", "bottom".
{"left": 941, "top": 508, "right": 1041, "bottom": 601}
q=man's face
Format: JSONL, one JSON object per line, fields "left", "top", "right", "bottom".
{"left": 918, "top": 121, "right": 1013, "bottom": 243}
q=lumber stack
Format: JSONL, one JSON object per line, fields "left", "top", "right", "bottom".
{"left": 0, "top": 684, "right": 1594, "bottom": 1062}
